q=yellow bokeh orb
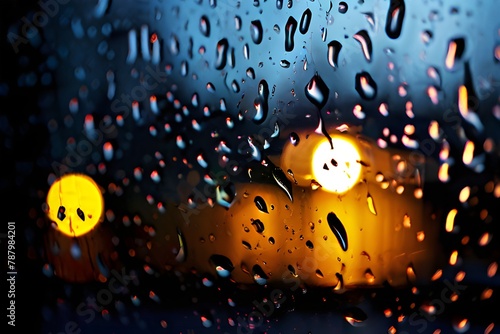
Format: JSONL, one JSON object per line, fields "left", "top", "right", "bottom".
{"left": 46, "top": 173, "right": 104, "bottom": 237}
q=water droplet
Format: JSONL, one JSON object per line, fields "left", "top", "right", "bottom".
{"left": 364, "top": 268, "right": 375, "bottom": 283}
{"left": 343, "top": 307, "right": 367, "bottom": 327}
{"left": 250, "top": 20, "right": 263, "bottom": 44}
{"left": 254, "top": 80, "right": 269, "bottom": 124}
{"left": 327, "top": 40, "right": 342, "bottom": 69}
{"left": 338, "top": 2, "right": 348, "bottom": 13}
{"left": 272, "top": 167, "right": 293, "bottom": 202}
{"left": 215, "top": 38, "right": 228, "bottom": 70}
{"left": 200, "top": 15, "right": 210, "bottom": 37}
{"left": 355, "top": 72, "right": 377, "bottom": 100}
{"left": 254, "top": 196, "right": 269, "bottom": 213}
{"left": 216, "top": 183, "right": 236, "bottom": 208}
{"left": 445, "top": 38, "right": 465, "bottom": 70}
{"left": 299, "top": 8, "right": 312, "bottom": 34}
{"left": 305, "top": 73, "right": 330, "bottom": 109}
{"left": 385, "top": 0, "right": 405, "bottom": 39}
{"left": 289, "top": 132, "right": 300, "bottom": 146}
{"left": 327, "top": 212, "right": 348, "bottom": 251}
{"left": 353, "top": 30, "right": 372, "bottom": 62}
{"left": 252, "top": 219, "right": 264, "bottom": 233}
{"left": 306, "top": 240, "right": 314, "bottom": 249}
{"left": 406, "top": 263, "right": 417, "bottom": 283}
{"left": 285, "top": 16, "right": 298, "bottom": 51}
{"left": 209, "top": 254, "right": 234, "bottom": 278}
{"left": 367, "top": 193, "right": 377, "bottom": 215}
{"left": 252, "top": 265, "right": 268, "bottom": 285}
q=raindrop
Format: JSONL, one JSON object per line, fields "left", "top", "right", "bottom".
{"left": 353, "top": 30, "right": 372, "bottom": 62}
{"left": 251, "top": 219, "right": 265, "bottom": 233}
{"left": 355, "top": 72, "right": 377, "bottom": 100}
{"left": 76, "top": 208, "right": 85, "bottom": 221}
{"left": 209, "top": 254, "right": 234, "bottom": 278}
{"left": 285, "top": 16, "right": 298, "bottom": 52}
{"left": 254, "top": 196, "right": 269, "bottom": 213}
{"left": 445, "top": 37, "right": 465, "bottom": 70}
{"left": 252, "top": 265, "right": 269, "bottom": 285}
{"left": 242, "top": 240, "right": 252, "bottom": 250}
{"left": 216, "top": 183, "right": 236, "bottom": 208}
{"left": 250, "top": 20, "right": 263, "bottom": 44}
{"left": 299, "top": 8, "right": 312, "bottom": 34}
{"left": 215, "top": 38, "right": 228, "bottom": 70}
{"left": 280, "top": 59, "right": 290, "bottom": 68}
{"left": 289, "top": 132, "right": 300, "bottom": 146}
{"left": 367, "top": 193, "right": 377, "bottom": 215}
{"left": 272, "top": 167, "right": 293, "bottom": 202}
{"left": 327, "top": 40, "right": 342, "bottom": 69}
{"left": 254, "top": 80, "right": 269, "bottom": 124}
{"left": 385, "top": 0, "right": 405, "bottom": 39}
{"left": 338, "top": 2, "right": 348, "bottom": 13}
{"left": 327, "top": 212, "right": 348, "bottom": 251}
{"left": 315, "top": 269, "right": 324, "bottom": 278}
{"left": 364, "top": 268, "right": 375, "bottom": 282}
{"left": 200, "top": 15, "right": 210, "bottom": 37}
{"left": 305, "top": 73, "right": 330, "bottom": 109}
{"left": 343, "top": 307, "right": 367, "bottom": 327}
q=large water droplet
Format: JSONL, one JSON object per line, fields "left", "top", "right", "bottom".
{"left": 385, "top": 0, "right": 405, "bottom": 39}
{"left": 327, "top": 40, "right": 342, "bottom": 69}
{"left": 250, "top": 20, "right": 263, "bottom": 44}
{"left": 285, "top": 16, "right": 298, "bottom": 52}
{"left": 353, "top": 30, "right": 372, "bottom": 62}
{"left": 327, "top": 212, "right": 348, "bottom": 251}
{"left": 299, "top": 8, "right": 312, "bottom": 34}
{"left": 305, "top": 73, "right": 330, "bottom": 109}
{"left": 355, "top": 72, "right": 377, "bottom": 100}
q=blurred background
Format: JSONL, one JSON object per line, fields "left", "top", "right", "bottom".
{"left": 2, "top": 0, "right": 500, "bottom": 333}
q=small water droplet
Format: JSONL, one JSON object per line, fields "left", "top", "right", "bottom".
{"left": 367, "top": 193, "right": 377, "bottom": 215}
{"left": 305, "top": 73, "right": 330, "bottom": 109}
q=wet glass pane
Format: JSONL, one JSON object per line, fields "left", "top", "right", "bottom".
{"left": 3, "top": 0, "right": 500, "bottom": 333}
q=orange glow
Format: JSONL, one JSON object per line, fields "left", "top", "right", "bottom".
{"left": 479, "top": 232, "right": 491, "bottom": 246}
{"left": 458, "top": 186, "right": 470, "bottom": 203}
{"left": 458, "top": 85, "right": 468, "bottom": 116}
{"left": 487, "top": 262, "right": 498, "bottom": 277}
{"left": 455, "top": 271, "right": 465, "bottom": 282}
{"left": 445, "top": 209, "right": 457, "bottom": 232}
{"left": 438, "top": 163, "right": 449, "bottom": 182}
{"left": 462, "top": 140, "right": 474, "bottom": 165}
{"left": 428, "top": 120, "right": 440, "bottom": 140}
{"left": 431, "top": 269, "right": 442, "bottom": 281}
{"left": 481, "top": 288, "right": 493, "bottom": 300}
{"left": 449, "top": 250, "right": 458, "bottom": 265}
{"left": 445, "top": 40, "right": 457, "bottom": 69}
